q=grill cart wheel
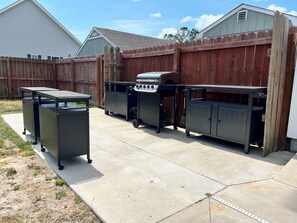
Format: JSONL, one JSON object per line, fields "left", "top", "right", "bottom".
{"left": 41, "top": 144, "right": 45, "bottom": 152}
{"left": 59, "top": 165, "right": 64, "bottom": 170}
{"left": 133, "top": 119, "right": 140, "bottom": 128}
{"left": 186, "top": 130, "right": 190, "bottom": 137}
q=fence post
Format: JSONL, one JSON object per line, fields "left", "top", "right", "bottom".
{"left": 115, "top": 47, "right": 121, "bottom": 81}
{"left": 53, "top": 62, "right": 57, "bottom": 89}
{"left": 278, "top": 33, "right": 297, "bottom": 150}
{"left": 6, "top": 58, "right": 12, "bottom": 99}
{"left": 70, "top": 59, "right": 75, "bottom": 91}
{"left": 109, "top": 47, "right": 115, "bottom": 81}
{"left": 263, "top": 12, "right": 289, "bottom": 156}
{"left": 173, "top": 47, "right": 181, "bottom": 79}
{"left": 96, "top": 56, "right": 103, "bottom": 108}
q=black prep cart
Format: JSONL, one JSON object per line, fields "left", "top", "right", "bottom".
{"left": 20, "top": 87, "right": 58, "bottom": 144}
{"left": 104, "top": 81, "right": 137, "bottom": 120}
{"left": 185, "top": 85, "right": 267, "bottom": 153}
{"left": 37, "top": 90, "right": 92, "bottom": 170}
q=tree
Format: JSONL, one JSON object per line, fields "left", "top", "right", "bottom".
{"left": 163, "top": 27, "right": 199, "bottom": 43}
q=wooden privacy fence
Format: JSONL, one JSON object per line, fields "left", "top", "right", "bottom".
{"left": 0, "top": 26, "right": 296, "bottom": 153}
{"left": 0, "top": 57, "right": 55, "bottom": 98}
{"left": 55, "top": 56, "right": 103, "bottom": 107}
{"left": 0, "top": 56, "right": 104, "bottom": 107}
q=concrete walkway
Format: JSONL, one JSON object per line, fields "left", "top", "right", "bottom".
{"left": 3, "top": 108, "right": 297, "bottom": 223}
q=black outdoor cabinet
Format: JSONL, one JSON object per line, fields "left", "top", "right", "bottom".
{"left": 37, "top": 90, "right": 92, "bottom": 170}
{"left": 134, "top": 86, "right": 178, "bottom": 133}
{"left": 185, "top": 85, "right": 267, "bottom": 153}
{"left": 104, "top": 81, "right": 137, "bottom": 120}
{"left": 20, "top": 87, "right": 58, "bottom": 144}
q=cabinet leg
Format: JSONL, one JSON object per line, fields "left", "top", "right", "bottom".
{"left": 186, "top": 130, "right": 190, "bottom": 137}
{"left": 58, "top": 160, "right": 64, "bottom": 170}
{"left": 32, "top": 136, "right": 37, "bottom": 145}
{"left": 156, "top": 126, "right": 160, "bottom": 134}
{"left": 87, "top": 153, "right": 92, "bottom": 163}
{"left": 244, "top": 144, "right": 250, "bottom": 154}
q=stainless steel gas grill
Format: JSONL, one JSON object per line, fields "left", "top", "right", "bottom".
{"left": 132, "top": 71, "right": 179, "bottom": 133}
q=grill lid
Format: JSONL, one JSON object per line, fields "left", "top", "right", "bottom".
{"left": 134, "top": 71, "right": 178, "bottom": 93}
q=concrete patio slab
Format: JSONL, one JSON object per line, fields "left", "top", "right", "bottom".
{"left": 275, "top": 154, "right": 297, "bottom": 188}
{"left": 2, "top": 108, "right": 297, "bottom": 223}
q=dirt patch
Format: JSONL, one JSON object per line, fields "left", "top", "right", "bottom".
{"left": 0, "top": 153, "right": 101, "bottom": 222}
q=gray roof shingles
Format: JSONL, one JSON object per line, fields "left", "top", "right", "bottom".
{"left": 95, "top": 27, "right": 175, "bottom": 51}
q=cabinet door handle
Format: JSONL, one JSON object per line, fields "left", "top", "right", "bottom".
{"left": 218, "top": 119, "right": 221, "bottom": 122}
{"left": 208, "top": 117, "right": 211, "bottom": 121}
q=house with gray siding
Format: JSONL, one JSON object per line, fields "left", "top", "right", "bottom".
{"left": 76, "top": 27, "right": 174, "bottom": 57}
{"left": 197, "top": 4, "right": 297, "bottom": 39}
{"left": 0, "top": 0, "right": 81, "bottom": 59}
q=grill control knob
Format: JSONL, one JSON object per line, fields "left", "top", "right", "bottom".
{"left": 136, "top": 84, "right": 139, "bottom": 89}
{"left": 139, "top": 85, "right": 142, "bottom": 88}
{"left": 147, "top": 85, "right": 150, "bottom": 89}
{"left": 151, "top": 85, "right": 154, "bottom": 89}
{"left": 143, "top": 85, "right": 146, "bottom": 88}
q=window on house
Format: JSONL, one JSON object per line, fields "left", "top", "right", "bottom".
{"left": 47, "top": 56, "right": 61, "bottom": 61}
{"left": 237, "top": 10, "right": 247, "bottom": 22}
{"left": 28, "top": 54, "right": 41, "bottom": 59}
{"left": 51, "top": 56, "right": 60, "bottom": 61}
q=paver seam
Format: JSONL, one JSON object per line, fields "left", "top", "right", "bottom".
{"left": 272, "top": 178, "right": 297, "bottom": 189}
{"left": 226, "top": 178, "right": 273, "bottom": 187}
{"left": 155, "top": 197, "right": 206, "bottom": 223}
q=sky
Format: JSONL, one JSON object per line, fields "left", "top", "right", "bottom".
{"left": 0, "top": 0, "right": 296, "bottom": 43}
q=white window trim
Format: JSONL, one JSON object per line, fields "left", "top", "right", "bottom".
{"left": 237, "top": 10, "right": 248, "bottom": 22}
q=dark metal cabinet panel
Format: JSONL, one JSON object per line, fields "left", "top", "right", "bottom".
{"left": 186, "top": 101, "right": 212, "bottom": 135}
{"left": 115, "top": 92, "right": 128, "bottom": 116}
{"left": 216, "top": 105, "right": 248, "bottom": 142}
{"left": 104, "top": 82, "right": 137, "bottom": 120}
{"left": 22, "top": 99, "right": 38, "bottom": 137}
{"left": 58, "top": 112, "right": 89, "bottom": 159}
{"left": 39, "top": 105, "right": 58, "bottom": 158}
{"left": 139, "top": 92, "right": 160, "bottom": 127}
{"left": 105, "top": 91, "right": 115, "bottom": 112}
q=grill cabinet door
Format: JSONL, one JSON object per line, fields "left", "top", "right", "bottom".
{"left": 216, "top": 105, "right": 247, "bottom": 143}
{"left": 186, "top": 101, "right": 212, "bottom": 135}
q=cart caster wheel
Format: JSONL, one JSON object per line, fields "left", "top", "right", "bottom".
{"left": 244, "top": 151, "right": 249, "bottom": 154}
{"left": 88, "top": 159, "right": 92, "bottom": 164}
{"left": 133, "top": 119, "right": 140, "bottom": 128}
{"left": 22, "top": 131, "right": 26, "bottom": 135}
{"left": 156, "top": 129, "right": 160, "bottom": 134}
{"left": 174, "top": 126, "right": 178, "bottom": 130}
{"left": 32, "top": 142, "right": 37, "bottom": 145}
{"left": 105, "top": 111, "right": 109, "bottom": 115}
{"left": 58, "top": 165, "right": 64, "bottom": 170}
{"left": 186, "top": 130, "right": 190, "bottom": 137}
{"left": 41, "top": 148, "right": 45, "bottom": 152}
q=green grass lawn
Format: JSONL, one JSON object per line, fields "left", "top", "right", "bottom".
{"left": 0, "top": 100, "right": 34, "bottom": 157}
